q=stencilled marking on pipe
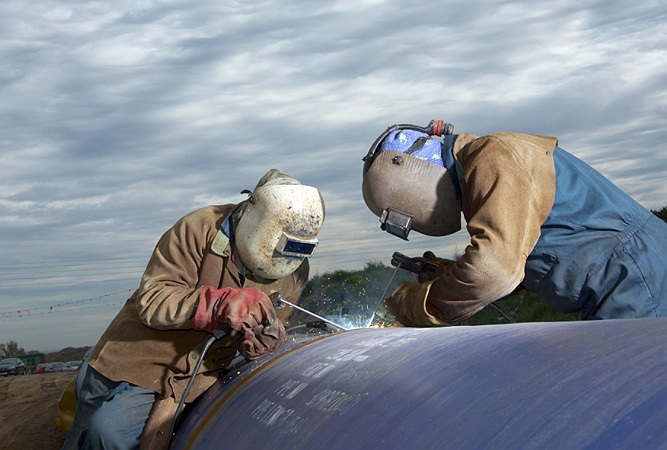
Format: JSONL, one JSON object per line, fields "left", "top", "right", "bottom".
{"left": 251, "top": 399, "right": 306, "bottom": 433}
{"left": 353, "top": 335, "right": 419, "bottom": 348}
{"left": 275, "top": 379, "right": 308, "bottom": 399}
{"left": 305, "top": 388, "right": 368, "bottom": 415}
{"left": 302, "top": 362, "right": 336, "bottom": 378}
{"left": 248, "top": 332, "right": 430, "bottom": 434}
{"left": 355, "top": 329, "right": 427, "bottom": 348}
{"left": 326, "top": 348, "right": 370, "bottom": 362}
{"left": 323, "top": 331, "right": 425, "bottom": 364}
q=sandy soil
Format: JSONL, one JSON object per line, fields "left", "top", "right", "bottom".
{"left": 0, "top": 372, "right": 75, "bottom": 450}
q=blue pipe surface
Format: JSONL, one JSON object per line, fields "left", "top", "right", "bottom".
{"left": 172, "top": 318, "right": 667, "bottom": 449}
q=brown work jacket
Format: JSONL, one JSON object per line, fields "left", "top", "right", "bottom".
{"left": 88, "top": 204, "right": 308, "bottom": 402}
{"left": 404, "top": 133, "right": 558, "bottom": 325}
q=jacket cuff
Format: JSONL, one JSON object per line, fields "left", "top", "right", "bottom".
{"left": 388, "top": 281, "right": 452, "bottom": 327}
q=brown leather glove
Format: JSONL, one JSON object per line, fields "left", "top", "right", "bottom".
{"left": 194, "top": 287, "right": 286, "bottom": 359}
{"left": 239, "top": 308, "right": 286, "bottom": 360}
{"left": 384, "top": 281, "right": 451, "bottom": 327}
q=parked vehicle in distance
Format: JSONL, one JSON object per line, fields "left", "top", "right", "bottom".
{"left": 0, "top": 357, "right": 28, "bottom": 376}
{"left": 32, "top": 363, "right": 51, "bottom": 374}
{"left": 32, "top": 361, "right": 67, "bottom": 374}
{"left": 51, "top": 362, "right": 67, "bottom": 372}
{"left": 64, "top": 361, "right": 81, "bottom": 372}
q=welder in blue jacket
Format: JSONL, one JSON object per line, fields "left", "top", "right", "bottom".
{"left": 361, "top": 120, "right": 667, "bottom": 326}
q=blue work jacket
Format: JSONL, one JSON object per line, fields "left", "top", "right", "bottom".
{"left": 522, "top": 146, "right": 667, "bottom": 319}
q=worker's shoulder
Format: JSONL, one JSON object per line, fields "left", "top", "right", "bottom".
{"left": 176, "top": 204, "right": 237, "bottom": 228}
{"left": 190, "top": 204, "right": 236, "bottom": 216}
{"left": 471, "top": 132, "right": 558, "bottom": 150}
{"left": 456, "top": 132, "right": 558, "bottom": 160}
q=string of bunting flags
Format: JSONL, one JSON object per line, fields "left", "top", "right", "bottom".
{"left": 0, "top": 289, "right": 133, "bottom": 319}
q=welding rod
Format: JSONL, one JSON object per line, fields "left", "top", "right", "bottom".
{"left": 273, "top": 295, "right": 350, "bottom": 331}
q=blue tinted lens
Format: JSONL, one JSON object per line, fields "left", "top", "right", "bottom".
{"left": 281, "top": 239, "right": 317, "bottom": 256}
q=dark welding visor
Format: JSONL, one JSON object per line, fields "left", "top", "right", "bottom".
{"left": 379, "top": 208, "right": 414, "bottom": 240}
{"left": 276, "top": 233, "right": 319, "bottom": 257}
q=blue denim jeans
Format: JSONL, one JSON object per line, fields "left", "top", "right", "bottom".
{"left": 62, "top": 364, "right": 156, "bottom": 450}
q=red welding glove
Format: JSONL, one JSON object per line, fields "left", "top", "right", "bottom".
{"left": 193, "top": 286, "right": 286, "bottom": 359}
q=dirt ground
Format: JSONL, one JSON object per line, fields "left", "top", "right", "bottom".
{"left": 0, "top": 372, "right": 75, "bottom": 450}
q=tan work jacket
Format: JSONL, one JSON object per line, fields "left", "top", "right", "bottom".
{"left": 88, "top": 204, "right": 307, "bottom": 402}
{"left": 424, "top": 132, "right": 558, "bottom": 324}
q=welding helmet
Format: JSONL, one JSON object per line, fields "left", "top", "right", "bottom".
{"left": 234, "top": 169, "right": 325, "bottom": 280}
{"left": 362, "top": 120, "right": 462, "bottom": 240}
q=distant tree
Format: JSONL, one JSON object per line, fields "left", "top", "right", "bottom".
{"left": 1, "top": 341, "right": 26, "bottom": 358}
{"left": 652, "top": 206, "right": 667, "bottom": 223}
{"left": 0, "top": 343, "right": 4, "bottom": 358}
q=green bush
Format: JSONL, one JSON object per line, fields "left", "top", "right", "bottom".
{"left": 460, "top": 291, "right": 579, "bottom": 325}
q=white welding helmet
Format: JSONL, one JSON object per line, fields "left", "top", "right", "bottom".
{"left": 362, "top": 120, "right": 462, "bottom": 240}
{"left": 234, "top": 169, "right": 325, "bottom": 280}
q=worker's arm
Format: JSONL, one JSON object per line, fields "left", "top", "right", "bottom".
{"left": 134, "top": 206, "right": 224, "bottom": 329}
{"left": 431, "top": 133, "right": 557, "bottom": 321}
{"left": 387, "top": 133, "right": 557, "bottom": 326}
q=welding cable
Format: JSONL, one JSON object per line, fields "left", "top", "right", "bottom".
{"left": 168, "top": 323, "right": 233, "bottom": 444}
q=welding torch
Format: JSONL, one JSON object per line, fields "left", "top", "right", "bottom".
{"left": 391, "top": 251, "right": 451, "bottom": 280}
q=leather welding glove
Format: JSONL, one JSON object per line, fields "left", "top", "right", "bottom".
{"left": 193, "top": 286, "right": 286, "bottom": 359}
{"left": 239, "top": 305, "right": 286, "bottom": 360}
{"left": 417, "top": 251, "right": 457, "bottom": 283}
{"left": 385, "top": 280, "right": 451, "bottom": 327}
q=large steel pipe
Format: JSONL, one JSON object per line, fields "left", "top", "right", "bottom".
{"left": 172, "top": 318, "right": 667, "bottom": 449}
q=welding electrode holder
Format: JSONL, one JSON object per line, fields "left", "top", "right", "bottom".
{"left": 391, "top": 251, "right": 447, "bottom": 279}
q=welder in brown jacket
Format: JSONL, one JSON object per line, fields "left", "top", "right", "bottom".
{"left": 63, "top": 169, "right": 325, "bottom": 450}
{"left": 362, "top": 121, "right": 667, "bottom": 326}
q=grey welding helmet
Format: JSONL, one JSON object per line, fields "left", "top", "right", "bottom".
{"left": 234, "top": 169, "right": 325, "bottom": 280}
{"left": 361, "top": 120, "right": 462, "bottom": 240}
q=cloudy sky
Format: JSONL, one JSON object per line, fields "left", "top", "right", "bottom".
{"left": 1, "top": 0, "right": 666, "bottom": 352}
